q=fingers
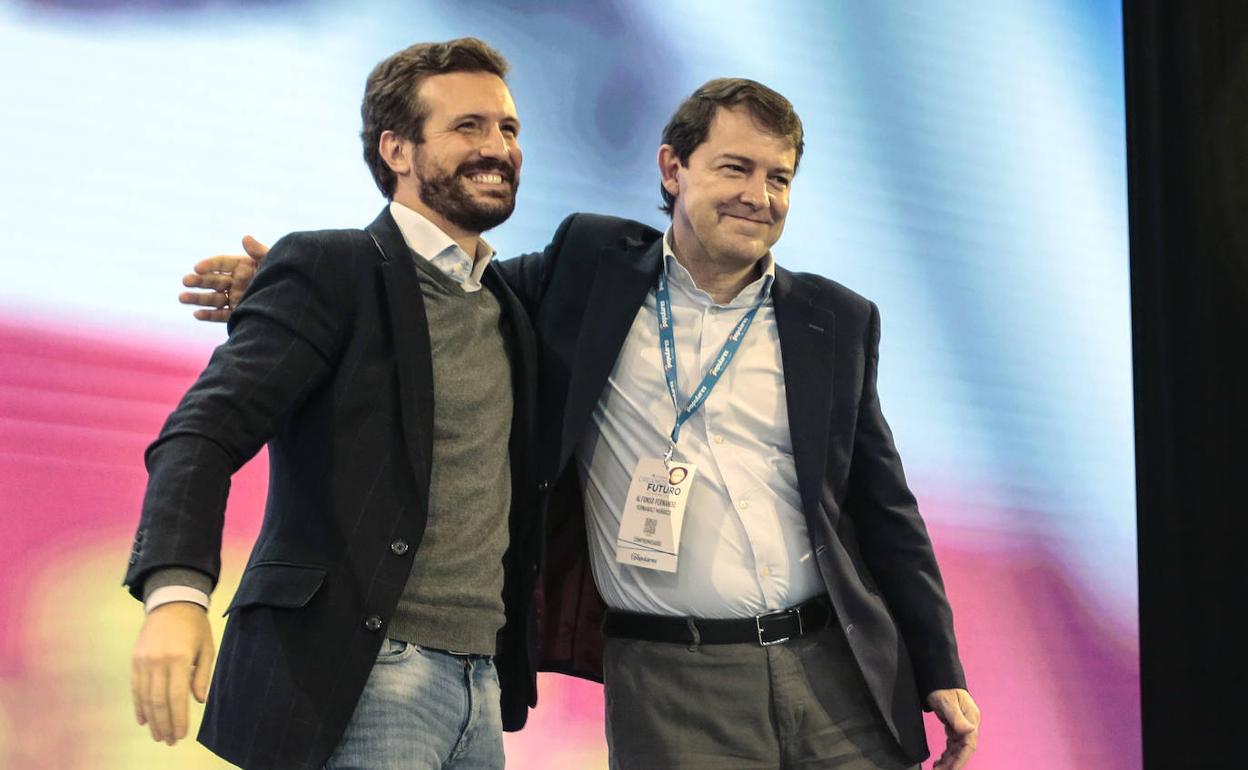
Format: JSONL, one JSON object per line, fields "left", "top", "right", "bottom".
{"left": 192, "top": 635, "right": 215, "bottom": 703}
{"left": 182, "top": 272, "right": 235, "bottom": 292}
{"left": 932, "top": 735, "right": 976, "bottom": 770}
{"left": 944, "top": 703, "right": 977, "bottom": 736}
{"left": 241, "top": 235, "right": 270, "bottom": 261}
{"left": 192, "top": 255, "right": 253, "bottom": 276}
{"left": 180, "top": 287, "right": 231, "bottom": 321}
{"left": 146, "top": 660, "right": 175, "bottom": 744}
{"left": 928, "top": 689, "right": 980, "bottom": 769}
{"left": 169, "top": 655, "right": 192, "bottom": 741}
{"left": 180, "top": 249, "right": 258, "bottom": 323}
{"left": 931, "top": 690, "right": 979, "bottom": 736}
{"left": 179, "top": 289, "right": 229, "bottom": 309}
{"left": 131, "top": 656, "right": 148, "bottom": 726}
{"left": 132, "top": 603, "right": 211, "bottom": 745}
{"left": 192, "top": 308, "right": 234, "bottom": 323}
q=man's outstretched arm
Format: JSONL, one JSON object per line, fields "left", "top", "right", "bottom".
{"left": 128, "top": 231, "right": 352, "bottom": 745}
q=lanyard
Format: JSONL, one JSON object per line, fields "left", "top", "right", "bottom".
{"left": 656, "top": 269, "right": 766, "bottom": 460}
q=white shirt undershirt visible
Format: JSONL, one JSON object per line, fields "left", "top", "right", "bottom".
{"left": 577, "top": 230, "right": 824, "bottom": 619}
{"left": 387, "top": 200, "right": 495, "bottom": 292}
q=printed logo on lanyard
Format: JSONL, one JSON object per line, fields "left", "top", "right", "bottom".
{"left": 655, "top": 269, "right": 767, "bottom": 454}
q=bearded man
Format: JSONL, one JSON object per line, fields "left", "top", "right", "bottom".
{"left": 124, "top": 38, "right": 542, "bottom": 770}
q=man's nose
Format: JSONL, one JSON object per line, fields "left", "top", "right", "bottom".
{"left": 738, "top": 174, "right": 768, "bottom": 209}
{"left": 478, "top": 125, "right": 512, "bottom": 160}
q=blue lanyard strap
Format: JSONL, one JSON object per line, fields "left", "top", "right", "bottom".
{"left": 656, "top": 269, "right": 766, "bottom": 450}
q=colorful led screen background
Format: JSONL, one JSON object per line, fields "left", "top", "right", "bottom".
{"left": 0, "top": 1, "right": 1138, "bottom": 767}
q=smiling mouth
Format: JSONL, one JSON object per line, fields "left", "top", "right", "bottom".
{"left": 466, "top": 172, "right": 507, "bottom": 185}
{"left": 724, "top": 213, "right": 770, "bottom": 225}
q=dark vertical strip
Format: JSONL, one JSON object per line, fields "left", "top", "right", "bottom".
{"left": 1124, "top": 2, "right": 1248, "bottom": 767}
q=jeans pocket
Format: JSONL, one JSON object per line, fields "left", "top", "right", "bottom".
{"left": 374, "top": 638, "right": 418, "bottom": 663}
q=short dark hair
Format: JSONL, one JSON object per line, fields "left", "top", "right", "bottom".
{"left": 659, "top": 78, "right": 805, "bottom": 216}
{"left": 361, "top": 37, "right": 510, "bottom": 198}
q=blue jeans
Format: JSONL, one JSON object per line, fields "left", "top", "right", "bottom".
{"left": 323, "top": 639, "right": 504, "bottom": 770}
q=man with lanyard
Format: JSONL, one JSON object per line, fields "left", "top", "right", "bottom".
{"left": 179, "top": 77, "right": 981, "bottom": 769}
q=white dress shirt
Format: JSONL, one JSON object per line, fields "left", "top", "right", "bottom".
{"left": 143, "top": 202, "right": 494, "bottom": 614}
{"left": 578, "top": 231, "right": 824, "bottom": 619}
{"left": 387, "top": 200, "right": 494, "bottom": 291}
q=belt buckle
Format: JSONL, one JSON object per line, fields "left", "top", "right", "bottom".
{"left": 756, "top": 607, "right": 802, "bottom": 646}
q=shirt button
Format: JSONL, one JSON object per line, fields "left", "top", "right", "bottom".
{"left": 760, "top": 566, "right": 772, "bottom": 577}
{"left": 390, "top": 539, "right": 409, "bottom": 556}
{"left": 364, "top": 615, "right": 383, "bottom": 632}
{"left": 739, "top": 500, "right": 750, "bottom": 510}
{"left": 713, "top": 435, "right": 724, "bottom": 445}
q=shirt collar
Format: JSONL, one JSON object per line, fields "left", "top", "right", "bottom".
{"left": 662, "top": 227, "right": 775, "bottom": 308}
{"left": 389, "top": 200, "right": 495, "bottom": 286}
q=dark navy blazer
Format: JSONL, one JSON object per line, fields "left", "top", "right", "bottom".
{"left": 125, "top": 208, "right": 542, "bottom": 770}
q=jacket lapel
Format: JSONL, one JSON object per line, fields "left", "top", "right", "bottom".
{"left": 559, "top": 235, "right": 664, "bottom": 472}
{"left": 772, "top": 267, "right": 838, "bottom": 524}
{"left": 366, "top": 208, "right": 435, "bottom": 502}
{"left": 481, "top": 264, "right": 538, "bottom": 464}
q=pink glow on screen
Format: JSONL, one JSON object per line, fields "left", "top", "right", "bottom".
{"left": 0, "top": 318, "right": 1138, "bottom": 768}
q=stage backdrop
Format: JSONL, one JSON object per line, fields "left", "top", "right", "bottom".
{"left": 0, "top": 1, "right": 1138, "bottom": 767}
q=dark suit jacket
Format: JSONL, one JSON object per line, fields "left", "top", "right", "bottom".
{"left": 124, "top": 209, "right": 542, "bottom": 770}
{"left": 497, "top": 213, "right": 965, "bottom": 763}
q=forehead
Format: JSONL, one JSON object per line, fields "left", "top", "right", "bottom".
{"left": 417, "top": 71, "right": 517, "bottom": 120}
{"left": 694, "top": 106, "right": 796, "bottom": 167}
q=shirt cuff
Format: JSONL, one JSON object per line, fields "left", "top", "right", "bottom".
{"left": 144, "top": 585, "right": 211, "bottom": 614}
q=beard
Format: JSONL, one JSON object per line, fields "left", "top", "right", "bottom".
{"left": 417, "top": 158, "right": 519, "bottom": 234}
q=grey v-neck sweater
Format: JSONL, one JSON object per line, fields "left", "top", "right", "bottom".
{"left": 385, "top": 253, "right": 514, "bottom": 655}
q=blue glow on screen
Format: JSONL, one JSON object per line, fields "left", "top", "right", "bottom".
{"left": 0, "top": 3, "right": 1136, "bottom": 765}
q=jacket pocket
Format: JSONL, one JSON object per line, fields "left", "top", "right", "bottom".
{"left": 224, "top": 562, "right": 328, "bottom": 615}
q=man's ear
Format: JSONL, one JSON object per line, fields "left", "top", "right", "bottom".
{"left": 379, "top": 130, "right": 413, "bottom": 178}
{"left": 657, "top": 144, "right": 681, "bottom": 199}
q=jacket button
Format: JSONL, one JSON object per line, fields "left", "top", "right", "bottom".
{"left": 364, "top": 615, "right": 383, "bottom": 632}
{"left": 391, "top": 539, "right": 409, "bottom": 556}
{"left": 537, "top": 479, "right": 551, "bottom": 493}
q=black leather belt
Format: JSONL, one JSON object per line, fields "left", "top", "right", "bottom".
{"left": 602, "top": 595, "right": 833, "bottom": 647}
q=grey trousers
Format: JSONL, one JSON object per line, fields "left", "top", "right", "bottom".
{"left": 603, "top": 627, "right": 919, "bottom": 770}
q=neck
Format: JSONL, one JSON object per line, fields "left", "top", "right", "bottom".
{"left": 670, "top": 226, "right": 763, "bottom": 305}
{"left": 392, "top": 190, "right": 482, "bottom": 258}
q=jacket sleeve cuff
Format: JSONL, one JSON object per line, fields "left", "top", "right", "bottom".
{"left": 141, "top": 567, "right": 214, "bottom": 613}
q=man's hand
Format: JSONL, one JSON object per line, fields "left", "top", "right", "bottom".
{"left": 179, "top": 235, "right": 269, "bottom": 322}
{"left": 927, "top": 688, "right": 980, "bottom": 769}
{"left": 131, "top": 602, "right": 216, "bottom": 745}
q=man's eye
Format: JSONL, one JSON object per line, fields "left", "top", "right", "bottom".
{"left": 723, "top": 164, "right": 746, "bottom": 173}
{"left": 457, "top": 122, "right": 478, "bottom": 132}
{"left": 770, "top": 176, "right": 791, "bottom": 188}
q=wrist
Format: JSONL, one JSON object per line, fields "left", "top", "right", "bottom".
{"left": 144, "top": 585, "right": 210, "bottom": 614}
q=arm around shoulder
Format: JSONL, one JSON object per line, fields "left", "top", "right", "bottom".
{"left": 494, "top": 213, "right": 581, "bottom": 314}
